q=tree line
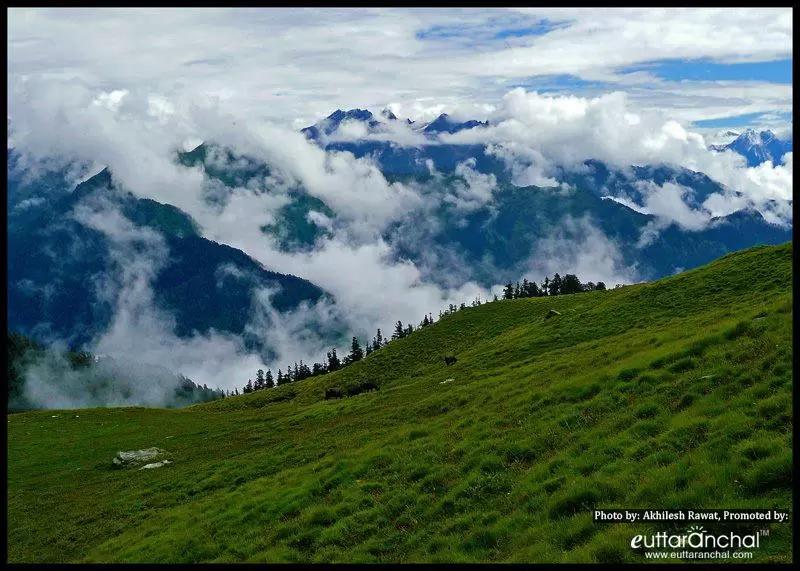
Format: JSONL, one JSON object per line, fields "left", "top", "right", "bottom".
{"left": 236, "top": 319, "right": 427, "bottom": 395}
{"left": 236, "top": 271, "right": 610, "bottom": 395}
{"left": 502, "top": 273, "right": 606, "bottom": 300}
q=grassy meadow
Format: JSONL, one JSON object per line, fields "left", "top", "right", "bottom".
{"left": 6, "top": 243, "right": 793, "bottom": 563}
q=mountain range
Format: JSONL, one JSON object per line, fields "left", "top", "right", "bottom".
{"left": 6, "top": 110, "right": 792, "bottom": 355}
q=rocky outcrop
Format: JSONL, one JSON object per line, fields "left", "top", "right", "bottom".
{"left": 112, "top": 447, "right": 165, "bottom": 468}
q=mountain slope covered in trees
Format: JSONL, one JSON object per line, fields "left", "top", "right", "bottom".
{"left": 7, "top": 243, "right": 792, "bottom": 563}
{"left": 6, "top": 161, "right": 330, "bottom": 354}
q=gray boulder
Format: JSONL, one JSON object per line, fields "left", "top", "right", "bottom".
{"left": 112, "top": 447, "right": 164, "bottom": 468}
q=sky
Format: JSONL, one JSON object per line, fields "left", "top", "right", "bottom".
{"left": 7, "top": 8, "right": 793, "bottom": 134}
{"left": 5, "top": 8, "right": 794, "bottom": 402}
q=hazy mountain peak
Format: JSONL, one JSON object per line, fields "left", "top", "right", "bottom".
{"left": 423, "top": 113, "right": 488, "bottom": 135}
{"left": 714, "top": 127, "right": 792, "bottom": 167}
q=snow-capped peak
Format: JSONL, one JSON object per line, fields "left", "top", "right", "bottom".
{"left": 714, "top": 128, "right": 792, "bottom": 167}
{"left": 739, "top": 128, "right": 761, "bottom": 145}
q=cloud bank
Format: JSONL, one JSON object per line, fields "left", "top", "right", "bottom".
{"left": 6, "top": 7, "right": 793, "bottom": 401}
{"left": 7, "top": 8, "right": 792, "bottom": 128}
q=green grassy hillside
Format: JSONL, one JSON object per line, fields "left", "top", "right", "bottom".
{"left": 7, "top": 243, "right": 793, "bottom": 563}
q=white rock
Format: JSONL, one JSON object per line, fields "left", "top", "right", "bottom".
{"left": 112, "top": 447, "right": 164, "bottom": 467}
{"left": 139, "top": 460, "right": 172, "bottom": 470}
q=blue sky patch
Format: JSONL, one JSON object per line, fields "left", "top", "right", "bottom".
{"left": 415, "top": 25, "right": 468, "bottom": 41}
{"left": 694, "top": 111, "right": 792, "bottom": 129}
{"left": 507, "top": 74, "right": 613, "bottom": 93}
{"left": 623, "top": 58, "right": 792, "bottom": 84}
{"left": 416, "top": 16, "right": 567, "bottom": 45}
{"left": 493, "top": 19, "right": 566, "bottom": 39}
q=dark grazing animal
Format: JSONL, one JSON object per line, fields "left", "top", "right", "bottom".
{"left": 346, "top": 381, "right": 379, "bottom": 397}
{"left": 360, "top": 381, "right": 379, "bottom": 393}
{"left": 444, "top": 356, "right": 457, "bottom": 366}
{"left": 324, "top": 387, "right": 344, "bottom": 400}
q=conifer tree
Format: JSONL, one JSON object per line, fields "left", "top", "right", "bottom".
{"left": 349, "top": 337, "right": 363, "bottom": 363}
{"left": 255, "top": 369, "right": 265, "bottom": 390}
{"left": 265, "top": 369, "right": 274, "bottom": 389}
{"left": 393, "top": 320, "right": 404, "bottom": 339}
{"left": 327, "top": 348, "right": 340, "bottom": 372}
{"left": 503, "top": 282, "right": 514, "bottom": 299}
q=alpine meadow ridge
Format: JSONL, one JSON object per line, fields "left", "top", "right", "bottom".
{"left": 7, "top": 243, "right": 793, "bottom": 563}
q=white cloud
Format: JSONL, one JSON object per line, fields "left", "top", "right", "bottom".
{"left": 635, "top": 181, "right": 710, "bottom": 231}
{"left": 7, "top": 8, "right": 792, "bottom": 127}
{"left": 12, "top": 196, "right": 45, "bottom": 211}
{"left": 306, "top": 210, "right": 334, "bottom": 232}
{"left": 92, "top": 89, "right": 129, "bottom": 111}
{"left": 491, "top": 8, "right": 790, "bottom": 76}
{"left": 437, "top": 88, "right": 791, "bottom": 227}
{"left": 442, "top": 158, "right": 498, "bottom": 212}
{"left": 523, "top": 215, "right": 639, "bottom": 287}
